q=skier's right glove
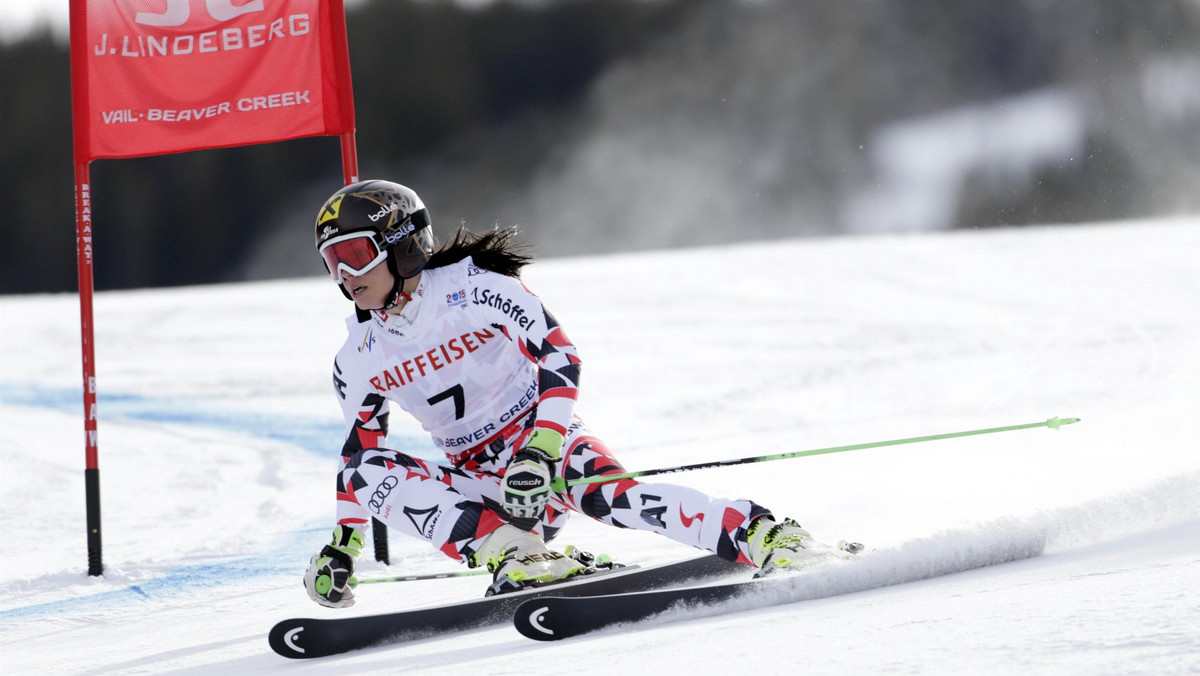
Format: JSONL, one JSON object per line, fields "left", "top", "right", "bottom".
{"left": 502, "top": 429, "right": 564, "bottom": 521}
{"left": 303, "top": 525, "right": 364, "bottom": 608}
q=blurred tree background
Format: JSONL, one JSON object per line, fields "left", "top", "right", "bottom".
{"left": 2, "top": 0, "right": 1198, "bottom": 294}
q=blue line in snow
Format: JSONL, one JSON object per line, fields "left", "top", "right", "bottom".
{"left": 0, "top": 549, "right": 306, "bottom": 625}
{"left": 0, "top": 382, "right": 438, "bottom": 458}
{"left": 0, "top": 384, "right": 444, "bottom": 620}
{"left": 0, "top": 524, "right": 327, "bottom": 624}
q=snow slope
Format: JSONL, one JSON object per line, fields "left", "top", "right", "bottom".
{"left": 1, "top": 219, "right": 1198, "bottom": 674}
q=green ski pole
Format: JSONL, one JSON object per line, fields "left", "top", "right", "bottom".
{"left": 358, "top": 569, "right": 489, "bottom": 585}
{"left": 551, "top": 416, "right": 1080, "bottom": 492}
{"left": 357, "top": 547, "right": 613, "bottom": 584}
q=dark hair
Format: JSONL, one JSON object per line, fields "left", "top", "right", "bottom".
{"left": 426, "top": 223, "right": 533, "bottom": 278}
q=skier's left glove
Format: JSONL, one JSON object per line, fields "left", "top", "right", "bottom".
{"left": 304, "top": 525, "right": 364, "bottom": 608}
{"left": 503, "top": 429, "right": 564, "bottom": 521}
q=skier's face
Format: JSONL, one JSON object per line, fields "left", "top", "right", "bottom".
{"left": 342, "top": 261, "right": 395, "bottom": 311}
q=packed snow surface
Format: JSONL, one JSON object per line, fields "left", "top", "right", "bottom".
{"left": 2, "top": 219, "right": 1198, "bottom": 674}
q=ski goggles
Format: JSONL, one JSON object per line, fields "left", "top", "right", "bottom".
{"left": 319, "top": 231, "right": 388, "bottom": 283}
{"left": 320, "top": 227, "right": 433, "bottom": 283}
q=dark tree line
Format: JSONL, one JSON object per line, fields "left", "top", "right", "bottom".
{"left": 0, "top": 0, "right": 686, "bottom": 293}
{"left": 2, "top": 0, "right": 1197, "bottom": 294}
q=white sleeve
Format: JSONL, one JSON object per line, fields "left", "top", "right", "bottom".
{"left": 332, "top": 338, "right": 390, "bottom": 465}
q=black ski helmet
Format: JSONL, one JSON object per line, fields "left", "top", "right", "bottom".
{"left": 314, "top": 180, "right": 434, "bottom": 309}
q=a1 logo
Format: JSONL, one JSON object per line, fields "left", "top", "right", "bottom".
{"left": 136, "top": 0, "right": 266, "bottom": 27}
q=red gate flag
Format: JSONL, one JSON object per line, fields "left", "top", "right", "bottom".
{"left": 67, "top": 0, "right": 360, "bottom": 576}
{"left": 70, "top": 0, "right": 356, "bottom": 161}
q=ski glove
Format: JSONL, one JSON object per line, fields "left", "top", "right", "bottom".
{"left": 503, "top": 429, "right": 564, "bottom": 521}
{"left": 304, "top": 525, "right": 364, "bottom": 608}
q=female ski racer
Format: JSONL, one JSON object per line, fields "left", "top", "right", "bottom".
{"left": 304, "top": 180, "right": 848, "bottom": 607}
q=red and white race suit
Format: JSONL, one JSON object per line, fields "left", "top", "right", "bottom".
{"left": 330, "top": 257, "right": 769, "bottom": 566}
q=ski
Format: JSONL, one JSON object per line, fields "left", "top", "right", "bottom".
{"left": 514, "top": 534, "right": 1046, "bottom": 641}
{"left": 269, "top": 553, "right": 743, "bottom": 658}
